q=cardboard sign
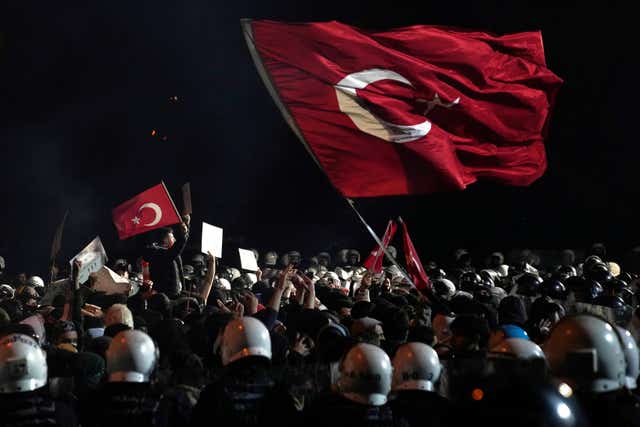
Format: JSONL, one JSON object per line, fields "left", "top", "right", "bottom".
{"left": 70, "top": 237, "right": 107, "bottom": 286}
{"left": 39, "top": 278, "right": 71, "bottom": 307}
{"left": 201, "top": 222, "right": 223, "bottom": 259}
{"left": 90, "top": 266, "right": 132, "bottom": 296}
{"left": 239, "top": 248, "right": 259, "bottom": 272}
{"left": 181, "top": 182, "right": 192, "bottom": 215}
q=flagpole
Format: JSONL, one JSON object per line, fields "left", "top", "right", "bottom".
{"left": 369, "top": 219, "right": 392, "bottom": 273}
{"left": 242, "top": 18, "right": 417, "bottom": 288}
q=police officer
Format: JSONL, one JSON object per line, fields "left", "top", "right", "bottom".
{"left": 192, "top": 317, "right": 297, "bottom": 427}
{"left": 303, "top": 343, "right": 397, "bottom": 427}
{"left": 81, "top": 330, "right": 161, "bottom": 426}
{"left": 0, "top": 333, "right": 78, "bottom": 426}
{"left": 389, "top": 342, "right": 450, "bottom": 427}
{"left": 545, "top": 314, "right": 640, "bottom": 426}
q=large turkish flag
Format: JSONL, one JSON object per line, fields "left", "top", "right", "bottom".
{"left": 112, "top": 183, "right": 181, "bottom": 240}
{"left": 244, "top": 20, "right": 563, "bottom": 197}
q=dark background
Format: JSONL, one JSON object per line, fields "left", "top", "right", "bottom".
{"left": 0, "top": 2, "right": 637, "bottom": 276}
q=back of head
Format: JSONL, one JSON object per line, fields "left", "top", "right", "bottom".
{"left": 392, "top": 342, "right": 441, "bottom": 392}
{"left": 104, "top": 304, "right": 134, "bottom": 329}
{"left": 106, "top": 330, "right": 157, "bottom": 383}
{"left": 544, "top": 314, "right": 626, "bottom": 393}
{"left": 337, "top": 343, "right": 392, "bottom": 406}
{"left": 0, "top": 333, "right": 47, "bottom": 393}
{"left": 221, "top": 317, "right": 271, "bottom": 366}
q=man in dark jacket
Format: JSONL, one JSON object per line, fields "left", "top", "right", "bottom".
{"left": 143, "top": 215, "right": 190, "bottom": 298}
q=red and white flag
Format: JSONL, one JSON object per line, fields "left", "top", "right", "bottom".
{"left": 243, "top": 20, "right": 562, "bottom": 197}
{"left": 363, "top": 219, "right": 398, "bottom": 273}
{"left": 400, "top": 218, "right": 430, "bottom": 290}
{"left": 112, "top": 183, "right": 181, "bottom": 240}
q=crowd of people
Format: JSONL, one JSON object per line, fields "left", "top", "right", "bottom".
{"left": 0, "top": 216, "right": 639, "bottom": 426}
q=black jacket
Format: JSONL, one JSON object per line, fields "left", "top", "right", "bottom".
{"left": 143, "top": 225, "right": 189, "bottom": 298}
{"left": 0, "top": 388, "right": 78, "bottom": 427}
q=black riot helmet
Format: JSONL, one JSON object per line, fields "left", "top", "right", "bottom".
{"left": 459, "top": 272, "right": 482, "bottom": 293}
{"left": 540, "top": 278, "right": 567, "bottom": 300}
{"left": 515, "top": 273, "right": 543, "bottom": 297}
{"left": 583, "top": 261, "right": 612, "bottom": 284}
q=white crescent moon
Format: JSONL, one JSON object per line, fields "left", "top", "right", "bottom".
{"left": 138, "top": 203, "right": 163, "bottom": 227}
{"left": 334, "top": 69, "right": 431, "bottom": 144}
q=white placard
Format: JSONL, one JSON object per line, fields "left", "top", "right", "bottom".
{"left": 238, "top": 248, "right": 259, "bottom": 272}
{"left": 70, "top": 237, "right": 107, "bottom": 285}
{"left": 201, "top": 222, "right": 223, "bottom": 259}
{"left": 91, "top": 266, "right": 132, "bottom": 296}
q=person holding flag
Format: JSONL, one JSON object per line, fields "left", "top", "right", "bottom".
{"left": 112, "top": 182, "right": 190, "bottom": 298}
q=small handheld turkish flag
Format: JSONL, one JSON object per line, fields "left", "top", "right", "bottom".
{"left": 112, "top": 182, "right": 181, "bottom": 240}
{"left": 244, "top": 20, "right": 563, "bottom": 197}
{"left": 363, "top": 219, "right": 398, "bottom": 273}
{"left": 399, "top": 218, "right": 430, "bottom": 290}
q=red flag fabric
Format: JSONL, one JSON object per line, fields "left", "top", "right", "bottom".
{"left": 245, "top": 20, "right": 563, "bottom": 197}
{"left": 400, "top": 218, "right": 430, "bottom": 290}
{"left": 363, "top": 220, "right": 398, "bottom": 273}
{"left": 112, "top": 183, "right": 181, "bottom": 240}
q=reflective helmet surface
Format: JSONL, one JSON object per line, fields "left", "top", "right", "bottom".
{"left": 616, "top": 326, "right": 639, "bottom": 390}
{"left": 540, "top": 279, "right": 567, "bottom": 300}
{"left": 544, "top": 315, "right": 626, "bottom": 393}
{"left": 0, "top": 334, "right": 47, "bottom": 393}
{"left": 221, "top": 317, "right": 271, "bottom": 366}
{"left": 106, "top": 330, "right": 158, "bottom": 383}
{"left": 516, "top": 273, "right": 543, "bottom": 297}
{"left": 491, "top": 338, "right": 545, "bottom": 360}
{"left": 392, "top": 342, "right": 441, "bottom": 391}
{"left": 337, "top": 343, "right": 392, "bottom": 406}
{"left": 26, "top": 276, "right": 45, "bottom": 288}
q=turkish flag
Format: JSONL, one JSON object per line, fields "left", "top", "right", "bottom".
{"left": 363, "top": 219, "right": 398, "bottom": 273}
{"left": 112, "top": 183, "right": 181, "bottom": 240}
{"left": 244, "top": 20, "right": 563, "bottom": 197}
{"left": 400, "top": 218, "right": 430, "bottom": 290}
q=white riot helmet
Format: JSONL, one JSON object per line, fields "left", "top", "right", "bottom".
{"left": 0, "top": 334, "right": 47, "bottom": 393}
{"left": 616, "top": 326, "right": 639, "bottom": 389}
{"left": 392, "top": 342, "right": 442, "bottom": 392}
{"left": 221, "top": 317, "right": 271, "bottom": 366}
{"left": 106, "top": 330, "right": 158, "bottom": 383}
{"left": 544, "top": 314, "right": 626, "bottom": 393}
{"left": 337, "top": 343, "right": 392, "bottom": 406}
{"left": 490, "top": 338, "right": 545, "bottom": 360}
{"left": 26, "top": 276, "right": 45, "bottom": 288}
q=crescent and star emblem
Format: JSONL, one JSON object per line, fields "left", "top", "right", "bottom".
{"left": 334, "top": 68, "right": 460, "bottom": 144}
{"left": 131, "top": 203, "right": 163, "bottom": 227}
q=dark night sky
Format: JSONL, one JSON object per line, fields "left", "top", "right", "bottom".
{"left": 1, "top": 2, "right": 638, "bottom": 276}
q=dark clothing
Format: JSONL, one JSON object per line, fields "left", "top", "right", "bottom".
{"left": 158, "top": 385, "right": 201, "bottom": 427}
{"left": 389, "top": 390, "right": 451, "bottom": 427}
{"left": 80, "top": 382, "right": 161, "bottom": 427}
{"left": 191, "top": 358, "right": 298, "bottom": 427}
{"left": 303, "top": 393, "right": 398, "bottom": 427}
{"left": 0, "top": 389, "right": 78, "bottom": 427}
{"left": 143, "top": 225, "right": 189, "bottom": 298}
{"left": 577, "top": 390, "right": 640, "bottom": 427}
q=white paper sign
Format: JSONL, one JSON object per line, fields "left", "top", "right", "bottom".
{"left": 70, "top": 237, "right": 108, "bottom": 285}
{"left": 201, "top": 222, "right": 223, "bottom": 259}
{"left": 90, "top": 266, "right": 132, "bottom": 296}
{"left": 238, "top": 248, "right": 259, "bottom": 272}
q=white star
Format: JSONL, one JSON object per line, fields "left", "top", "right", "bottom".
{"left": 416, "top": 93, "right": 461, "bottom": 116}
{"left": 132, "top": 216, "right": 141, "bottom": 225}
